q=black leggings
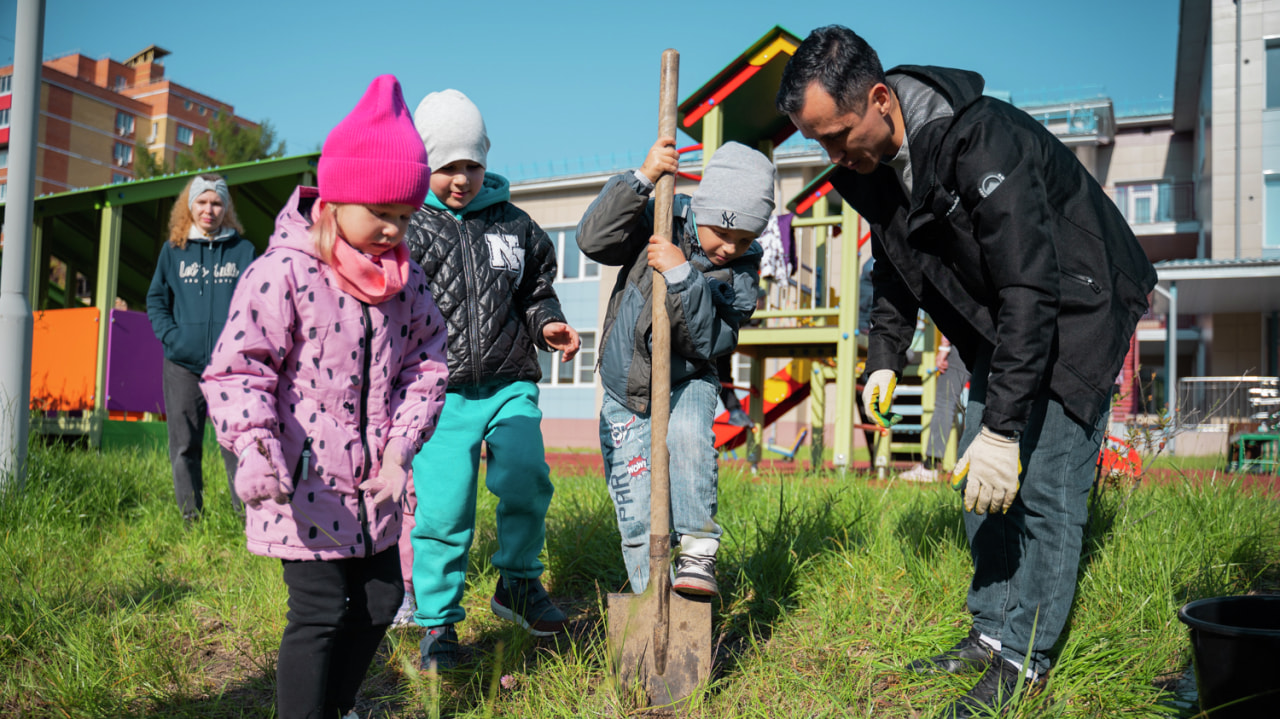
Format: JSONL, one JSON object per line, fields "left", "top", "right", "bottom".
{"left": 277, "top": 547, "right": 404, "bottom": 719}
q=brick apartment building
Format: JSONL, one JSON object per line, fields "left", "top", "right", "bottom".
{"left": 0, "top": 44, "right": 256, "bottom": 201}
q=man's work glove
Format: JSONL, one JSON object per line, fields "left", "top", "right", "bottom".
{"left": 951, "top": 427, "right": 1022, "bottom": 514}
{"left": 861, "top": 369, "right": 902, "bottom": 428}
{"left": 361, "top": 436, "right": 414, "bottom": 505}
{"left": 236, "top": 437, "right": 293, "bottom": 509}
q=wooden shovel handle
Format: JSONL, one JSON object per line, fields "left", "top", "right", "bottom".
{"left": 650, "top": 48, "right": 679, "bottom": 675}
{"left": 650, "top": 48, "right": 678, "bottom": 553}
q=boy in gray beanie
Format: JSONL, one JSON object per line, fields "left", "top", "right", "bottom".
{"left": 578, "top": 136, "right": 774, "bottom": 597}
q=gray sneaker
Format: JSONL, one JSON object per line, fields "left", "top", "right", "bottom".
{"left": 419, "top": 624, "right": 460, "bottom": 672}
{"left": 490, "top": 576, "right": 567, "bottom": 636}
{"left": 673, "top": 554, "right": 718, "bottom": 596}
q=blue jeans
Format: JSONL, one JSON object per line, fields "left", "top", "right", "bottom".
{"left": 599, "top": 377, "right": 720, "bottom": 594}
{"left": 961, "top": 349, "right": 1106, "bottom": 675}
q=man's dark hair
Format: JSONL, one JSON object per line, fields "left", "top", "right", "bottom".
{"left": 776, "top": 25, "right": 885, "bottom": 116}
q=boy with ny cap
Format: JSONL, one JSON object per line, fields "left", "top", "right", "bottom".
{"left": 578, "top": 137, "right": 774, "bottom": 597}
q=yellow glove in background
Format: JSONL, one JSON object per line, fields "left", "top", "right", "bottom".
{"left": 951, "top": 426, "right": 1022, "bottom": 514}
{"left": 861, "top": 369, "right": 899, "bottom": 428}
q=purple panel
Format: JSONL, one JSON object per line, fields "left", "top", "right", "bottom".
{"left": 106, "top": 309, "right": 167, "bottom": 413}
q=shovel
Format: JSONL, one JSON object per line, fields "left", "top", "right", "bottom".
{"left": 607, "top": 48, "right": 713, "bottom": 708}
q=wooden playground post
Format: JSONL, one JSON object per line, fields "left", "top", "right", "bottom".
{"left": 93, "top": 204, "right": 123, "bottom": 446}
{"left": 833, "top": 204, "right": 861, "bottom": 469}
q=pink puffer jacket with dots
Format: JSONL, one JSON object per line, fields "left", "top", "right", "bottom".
{"left": 203, "top": 186, "right": 448, "bottom": 561}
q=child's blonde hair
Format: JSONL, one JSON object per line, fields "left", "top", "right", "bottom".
{"left": 167, "top": 174, "right": 245, "bottom": 249}
{"left": 309, "top": 202, "right": 345, "bottom": 264}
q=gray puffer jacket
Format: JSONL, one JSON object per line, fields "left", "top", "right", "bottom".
{"left": 403, "top": 173, "right": 566, "bottom": 388}
{"left": 578, "top": 172, "right": 762, "bottom": 414}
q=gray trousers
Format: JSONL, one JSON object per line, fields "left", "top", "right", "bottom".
{"left": 162, "top": 358, "right": 240, "bottom": 520}
{"left": 925, "top": 351, "right": 970, "bottom": 462}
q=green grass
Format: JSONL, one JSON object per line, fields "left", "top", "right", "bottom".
{"left": 1, "top": 439, "right": 1277, "bottom": 718}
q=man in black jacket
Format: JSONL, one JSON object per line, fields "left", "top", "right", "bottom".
{"left": 777, "top": 26, "right": 1156, "bottom": 717}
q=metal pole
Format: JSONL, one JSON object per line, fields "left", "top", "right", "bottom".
{"left": 1234, "top": 0, "right": 1243, "bottom": 259}
{"left": 0, "top": 0, "right": 47, "bottom": 490}
{"left": 1154, "top": 283, "right": 1179, "bottom": 451}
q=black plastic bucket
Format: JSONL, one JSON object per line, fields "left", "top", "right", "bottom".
{"left": 1177, "top": 595, "right": 1280, "bottom": 717}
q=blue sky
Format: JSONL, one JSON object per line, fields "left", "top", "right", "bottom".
{"left": 3, "top": 0, "right": 1179, "bottom": 178}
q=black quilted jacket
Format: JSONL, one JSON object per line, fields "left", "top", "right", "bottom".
{"left": 403, "top": 174, "right": 566, "bottom": 388}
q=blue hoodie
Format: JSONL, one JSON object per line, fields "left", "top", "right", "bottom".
{"left": 146, "top": 227, "right": 256, "bottom": 374}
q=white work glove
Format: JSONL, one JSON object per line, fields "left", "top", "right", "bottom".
{"left": 235, "top": 438, "right": 293, "bottom": 509}
{"left": 951, "top": 426, "right": 1022, "bottom": 515}
{"left": 361, "top": 436, "right": 414, "bottom": 505}
{"left": 861, "top": 369, "right": 899, "bottom": 427}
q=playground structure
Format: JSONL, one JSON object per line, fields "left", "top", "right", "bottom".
{"left": 1, "top": 154, "right": 320, "bottom": 447}
{"left": 3, "top": 26, "right": 954, "bottom": 471}
{"left": 679, "top": 27, "right": 944, "bottom": 472}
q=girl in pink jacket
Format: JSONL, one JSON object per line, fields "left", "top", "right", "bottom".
{"left": 202, "top": 75, "right": 447, "bottom": 719}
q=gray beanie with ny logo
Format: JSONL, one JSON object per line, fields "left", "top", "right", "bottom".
{"left": 690, "top": 141, "right": 776, "bottom": 235}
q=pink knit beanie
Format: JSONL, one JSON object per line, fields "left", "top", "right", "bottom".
{"left": 318, "top": 75, "right": 430, "bottom": 208}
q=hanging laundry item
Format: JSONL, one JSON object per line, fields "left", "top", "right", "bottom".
{"left": 758, "top": 213, "right": 796, "bottom": 280}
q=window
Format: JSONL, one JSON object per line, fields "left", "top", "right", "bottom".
{"left": 112, "top": 172, "right": 129, "bottom": 184}
{"left": 114, "top": 111, "right": 134, "bottom": 136}
{"left": 0, "top": 108, "right": 9, "bottom": 128}
{"left": 1110, "top": 182, "right": 1193, "bottom": 225}
{"left": 0, "top": 75, "right": 11, "bottom": 94}
{"left": 198, "top": 105, "right": 207, "bottom": 116}
{"left": 547, "top": 227, "right": 600, "bottom": 281}
{"left": 0, "top": 148, "right": 7, "bottom": 168}
{"left": 112, "top": 141, "right": 133, "bottom": 167}
{"left": 537, "top": 331, "right": 597, "bottom": 386}
{"left": 1268, "top": 40, "right": 1280, "bottom": 109}
{"left": 0, "top": 183, "right": 6, "bottom": 201}
{"left": 1266, "top": 174, "right": 1280, "bottom": 249}
{"left": 177, "top": 126, "right": 194, "bottom": 145}
{"left": 113, "top": 75, "right": 126, "bottom": 91}
{"left": 183, "top": 99, "right": 192, "bottom": 110}
{"left": 148, "top": 122, "right": 158, "bottom": 142}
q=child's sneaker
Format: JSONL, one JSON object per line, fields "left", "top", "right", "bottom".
{"left": 490, "top": 576, "right": 567, "bottom": 637}
{"left": 673, "top": 554, "right": 718, "bottom": 596}
{"left": 391, "top": 592, "right": 417, "bottom": 628}
{"left": 419, "top": 624, "right": 460, "bottom": 672}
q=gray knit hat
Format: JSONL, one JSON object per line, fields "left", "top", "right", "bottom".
{"left": 691, "top": 142, "right": 776, "bottom": 235}
{"left": 413, "top": 89, "right": 490, "bottom": 172}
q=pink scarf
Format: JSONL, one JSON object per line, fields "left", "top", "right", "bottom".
{"left": 329, "top": 239, "right": 410, "bottom": 305}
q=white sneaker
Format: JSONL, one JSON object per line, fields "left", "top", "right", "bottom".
{"left": 391, "top": 593, "right": 417, "bottom": 628}
{"left": 899, "top": 463, "right": 940, "bottom": 483}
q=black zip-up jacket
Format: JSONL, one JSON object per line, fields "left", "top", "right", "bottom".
{"left": 403, "top": 175, "right": 566, "bottom": 388}
{"left": 836, "top": 65, "right": 1157, "bottom": 434}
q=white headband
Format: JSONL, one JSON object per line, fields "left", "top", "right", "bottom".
{"left": 188, "top": 176, "right": 230, "bottom": 211}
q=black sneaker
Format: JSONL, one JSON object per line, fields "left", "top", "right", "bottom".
{"left": 936, "top": 655, "right": 1045, "bottom": 718}
{"left": 490, "top": 576, "right": 567, "bottom": 637}
{"left": 419, "top": 624, "right": 460, "bottom": 672}
{"left": 673, "top": 554, "right": 718, "bottom": 596}
{"left": 907, "top": 627, "right": 995, "bottom": 674}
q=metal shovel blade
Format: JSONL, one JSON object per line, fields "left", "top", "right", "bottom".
{"left": 608, "top": 584, "right": 712, "bottom": 707}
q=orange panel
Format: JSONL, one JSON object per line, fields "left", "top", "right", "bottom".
{"left": 31, "top": 307, "right": 100, "bottom": 411}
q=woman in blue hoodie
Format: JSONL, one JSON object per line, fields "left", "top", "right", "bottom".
{"left": 146, "top": 174, "right": 256, "bottom": 523}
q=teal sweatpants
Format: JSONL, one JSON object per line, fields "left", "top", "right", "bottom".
{"left": 410, "top": 381, "right": 554, "bottom": 626}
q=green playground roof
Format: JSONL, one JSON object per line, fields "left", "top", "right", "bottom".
{"left": 0, "top": 153, "right": 319, "bottom": 310}
{"left": 786, "top": 164, "right": 841, "bottom": 215}
{"left": 678, "top": 25, "right": 803, "bottom": 148}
